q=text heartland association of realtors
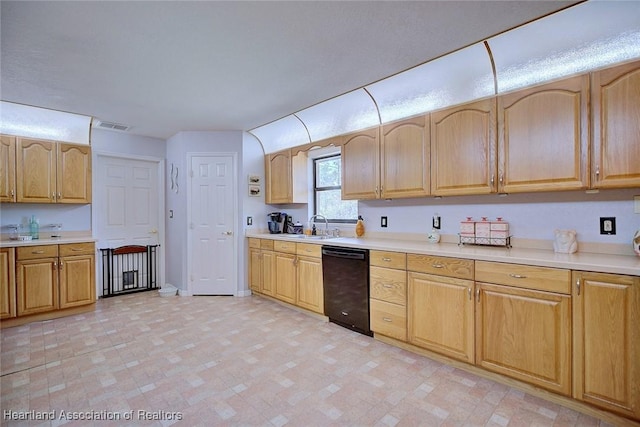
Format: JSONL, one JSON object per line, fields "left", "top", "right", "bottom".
{"left": 3, "top": 410, "right": 183, "bottom": 421}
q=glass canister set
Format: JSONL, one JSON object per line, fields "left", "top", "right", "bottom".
{"left": 459, "top": 217, "right": 511, "bottom": 248}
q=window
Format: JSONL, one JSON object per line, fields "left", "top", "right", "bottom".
{"left": 314, "top": 154, "right": 357, "bottom": 223}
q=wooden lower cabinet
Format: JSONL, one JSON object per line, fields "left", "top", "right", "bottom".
{"left": 296, "top": 255, "right": 323, "bottom": 314}
{"left": 408, "top": 271, "right": 475, "bottom": 363}
{"left": 59, "top": 253, "right": 95, "bottom": 309}
{"left": 0, "top": 247, "right": 16, "bottom": 319}
{"left": 572, "top": 271, "right": 640, "bottom": 420}
{"left": 17, "top": 257, "right": 59, "bottom": 316}
{"left": 274, "top": 252, "right": 297, "bottom": 305}
{"left": 249, "top": 247, "right": 261, "bottom": 293}
{"left": 475, "top": 282, "right": 571, "bottom": 396}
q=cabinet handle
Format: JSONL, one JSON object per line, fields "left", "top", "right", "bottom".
{"left": 53, "top": 261, "right": 57, "bottom": 270}
{"left": 490, "top": 175, "right": 494, "bottom": 186}
{"left": 293, "top": 256, "right": 298, "bottom": 266}
{"left": 52, "top": 192, "right": 56, "bottom": 200}
{"left": 468, "top": 288, "right": 472, "bottom": 300}
{"left": 476, "top": 288, "right": 480, "bottom": 303}
{"left": 509, "top": 273, "right": 527, "bottom": 279}
{"left": 382, "top": 257, "right": 392, "bottom": 262}
{"left": 32, "top": 250, "right": 45, "bottom": 254}
{"left": 59, "top": 261, "right": 63, "bottom": 269}
{"left": 576, "top": 278, "right": 581, "bottom": 296}
{"left": 595, "top": 166, "right": 600, "bottom": 179}
{"left": 431, "top": 263, "right": 444, "bottom": 269}
{"left": 499, "top": 173, "right": 504, "bottom": 184}
{"left": 383, "top": 284, "right": 393, "bottom": 288}
{"left": 71, "top": 248, "right": 83, "bottom": 252}
{"left": 10, "top": 189, "right": 14, "bottom": 197}
{"left": 375, "top": 185, "right": 379, "bottom": 196}
{"left": 382, "top": 317, "right": 392, "bottom": 323}
{"left": 58, "top": 192, "right": 62, "bottom": 199}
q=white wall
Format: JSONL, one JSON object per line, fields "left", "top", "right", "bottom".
{"left": 165, "top": 131, "right": 248, "bottom": 294}
{"left": 358, "top": 188, "right": 640, "bottom": 251}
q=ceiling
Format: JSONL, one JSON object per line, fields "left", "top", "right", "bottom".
{"left": 1, "top": 1, "right": 579, "bottom": 141}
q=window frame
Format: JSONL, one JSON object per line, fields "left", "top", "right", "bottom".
{"left": 313, "top": 154, "right": 357, "bottom": 224}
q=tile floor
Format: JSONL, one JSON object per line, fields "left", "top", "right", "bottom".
{"left": 0, "top": 292, "right": 620, "bottom": 426}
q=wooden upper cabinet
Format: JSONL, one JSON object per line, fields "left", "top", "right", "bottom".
{"left": 15, "top": 138, "right": 91, "bottom": 204}
{"left": 0, "top": 135, "right": 16, "bottom": 202}
{"left": 57, "top": 143, "right": 92, "bottom": 204}
{"left": 341, "top": 127, "right": 380, "bottom": 200}
{"left": 498, "top": 75, "right": 589, "bottom": 193}
{"left": 16, "top": 138, "right": 57, "bottom": 203}
{"left": 431, "top": 98, "right": 497, "bottom": 195}
{"left": 380, "top": 115, "right": 430, "bottom": 199}
{"left": 265, "top": 150, "right": 292, "bottom": 204}
{"left": 264, "top": 149, "right": 307, "bottom": 204}
{"left": 591, "top": 60, "right": 640, "bottom": 188}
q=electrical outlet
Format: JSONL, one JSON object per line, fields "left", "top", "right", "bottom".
{"left": 247, "top": 216, "right": 253, "bottom": 226}
{"left": 432, "top": 215, "right": 441, "bottom": 230}
{"left": 381, "top": 216, "right": 388, "bottom": 228}
{"left": 600, "top": 217, "right": 616, "bottom": 235}
{"left": 635, "top": 195, "right": 640, "bottom": 214}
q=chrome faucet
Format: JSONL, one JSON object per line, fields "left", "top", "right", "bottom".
{"left": 308, "top": 214, "right": 329, "bottom": 236}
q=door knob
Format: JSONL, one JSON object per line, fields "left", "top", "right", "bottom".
{"left": 149, "top": 229, "right": 158, "bottom": 234}
{"left": 222, "top": 231, "right": 233, "bottom": 235}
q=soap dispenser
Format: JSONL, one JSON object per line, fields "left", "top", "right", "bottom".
{"left": 29, "top": 215, "right": 40, "bottom": 239}
{"left": 355, "top": 215, "right": 365, "bottom": 237}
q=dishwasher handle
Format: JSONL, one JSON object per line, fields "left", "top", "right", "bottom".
{"left": 322, "top": 247, "right": 367, "bottom": 260}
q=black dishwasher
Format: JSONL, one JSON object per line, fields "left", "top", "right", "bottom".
{"left": 322, "top": 246, "right": 372, "bottom": 336}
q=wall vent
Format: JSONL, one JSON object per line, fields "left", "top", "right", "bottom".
{"left": 93, "top": 120, "right": 131, "bottom": 132}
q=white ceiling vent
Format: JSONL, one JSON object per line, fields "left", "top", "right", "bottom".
{"left": 93, "top": 120, "right": 132, "bottom": 132}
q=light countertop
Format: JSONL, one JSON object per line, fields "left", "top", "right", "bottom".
{"left": 246, "top": 232, "right": 640, "bottom": 277}
{"left": 1, "top": 235, "right": 96, "bottom": 248}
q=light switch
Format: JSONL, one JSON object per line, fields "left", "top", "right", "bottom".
{"left": 635, "top": 195, "right": 640, "bottom": 214}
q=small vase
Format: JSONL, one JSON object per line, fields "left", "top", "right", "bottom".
{"left": 634, "top": 229, "right": 640, "bottom": 257}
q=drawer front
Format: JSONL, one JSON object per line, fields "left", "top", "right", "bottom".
{"left": 370, "top": 250, "right": 406, "bottom": 269}
{"left": 475, "top": 261, "right": 571, "bottom": 294}
{"left": 248, "top": 238, "right": 260, "bottom": 249}
{"left": 59, "top": 242, "right": 95, "bottom": 257}
{"left": 407, "top": 254, "right": 474, "bottom": 280}
{"left": 370, "top": 299, "right": 407, "bottom": 341}
{"left": 370, "top": 266, "right": 406, "bottom": 305}
{"left": 274, "top": 240, "right": 296, "bottom": 254}
{"left": 17, "top": 245, "right": 58, "bottom": 260}
{"left": 296, "top": 242, "right": 321, "bottom": 258}
{"left": 260, "top": 239, "right": 274, "bottom": 250}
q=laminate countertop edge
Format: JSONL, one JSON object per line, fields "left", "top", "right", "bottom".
{"left": 246, "top": 232, "right": 640, "bottom": 277}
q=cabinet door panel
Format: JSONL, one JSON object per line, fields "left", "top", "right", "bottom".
{"left": 0, "top": 248, "right": 16, "bottom": 319}
{"left": 591, "top": 60, "right": 640, "bottom": 188}
{"left": 296, "top": 255, "right": 323, "bottom": 314}
{"left": 265, "top": 151, "right": 292, "bottom": 204}
{"left": 408, "top": 272, "right": 474, "bottom": 363}
{"left": 16, "top": 138, "right": 56, "bottom": 203}
{"left": 275, "top": 253, "right": 296, "bottom": 304}
{"left": 381, "top": 116, "right": 430, "bottom": 198}
{"left": 249, "top": 248, "right": 262, "bottom": 292}
{"left": 57, "top": 143, "right": 91, "bottom": 203}
{"left": 573, "top": 272, "right": 640, "bottom": 418}
{"left": 17, "top": 259, "right": 58, "bottom": 315}
{"left": 261, "top": 251, "right": 275, "bottom": 296}
{"left": 431, "top": 99, "right": 496, "bottom": 195}
{"left": 0, "top": 135, "right": 16, "bottom": 202}
{"left": 341, "top": 128, "right": 380, "bottom": 200}
{"left": 59, "top": 255, "right": 95, "bottom": 309}
{"left": 498, "top": 75, "right": 588, "bottom": 193}
{"left": 476, "top": 282, "right": 571, "bottom": 395}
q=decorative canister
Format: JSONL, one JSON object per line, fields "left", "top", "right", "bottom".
{"left": 634, "top": 229, "right": 640, "bottom": 257}
{"left": 355, "top": 216, "right": 365, "bottom": 237}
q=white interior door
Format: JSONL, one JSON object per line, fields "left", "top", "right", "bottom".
{"left": 95, "top": 154, "right": 162, "bottom": 295}
{"left": 188, "top": 154, "right": 237, "bottom": 295}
